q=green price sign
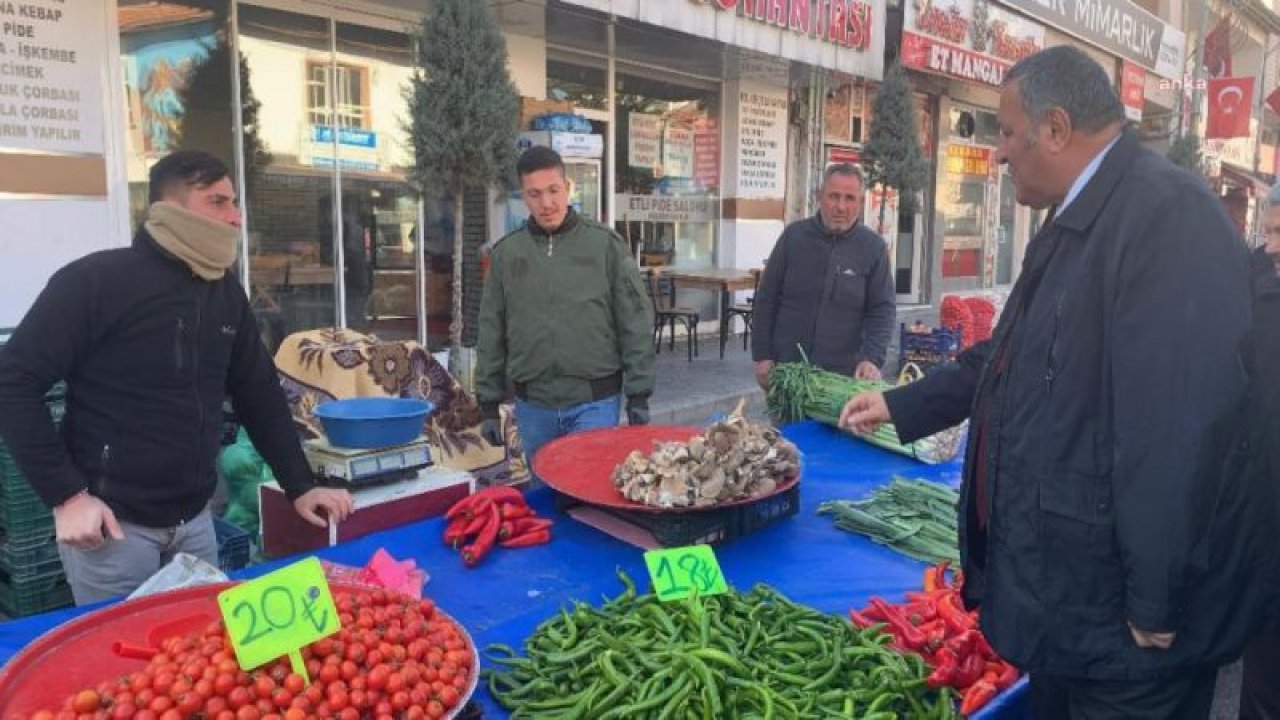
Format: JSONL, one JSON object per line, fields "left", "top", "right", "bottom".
{"left": 643, "top": 545, "right": 729, "bottom": 602}
{"left": 217, "top": 557, "right": 339, "bottom": 680}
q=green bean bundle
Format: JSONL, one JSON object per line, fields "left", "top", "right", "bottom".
{"left": 766, "top": 361, "right": 966, "bottom": 465}
{"left": 484, "top": 571, "right": 958, "bottom": 719}
{"left": 818, "top": 477, "right": 961, "bottom": 565}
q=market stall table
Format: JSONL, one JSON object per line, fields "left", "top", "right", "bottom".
{"left": 0, "top": 422, "right": 1029, "bottom": 719}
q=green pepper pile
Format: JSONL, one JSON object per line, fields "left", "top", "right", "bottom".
{"left": 484, "top": 571, "right": 957, "bottom": 719}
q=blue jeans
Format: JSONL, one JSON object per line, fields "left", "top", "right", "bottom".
{"left": 516, "top": 394, "right": 622, "bottom": 480}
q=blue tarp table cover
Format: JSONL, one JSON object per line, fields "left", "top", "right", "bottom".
{"left": 0, "top": 421, "right": 1029, "bottom": 719}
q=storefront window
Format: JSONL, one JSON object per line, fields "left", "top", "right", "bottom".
{"left": 334, "top": 22, "right": 418, "bottom": 343}
{"left": 117, "top": 0, "right": 237, "bottom": 228}
{"left": 614, "top": 72, "right": 720, "bottom": 271}
{"left": 939, "top": 105, "right": 997, "bottom": 292}
{"left": 238, "top": 6, "right": 336, "bottom": 348}
{"left": 235, "top": 7, "right": 429, "bottom": 350}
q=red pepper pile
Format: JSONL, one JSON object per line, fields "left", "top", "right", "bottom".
{"left": 849, "top": 562, "right": 1020, "bottom": 716}
{"left": 442, "top": 486, "right": 552, "bottom": 567}
{"left": 940, "top": 295, "right": 976, "bottom": 349}
{"left": 963, "top": 297, "right": 997, "bottom": 346}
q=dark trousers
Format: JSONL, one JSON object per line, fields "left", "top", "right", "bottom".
{"left": 1030, "top": 668, "right": 1217, "bottom": 720}
{"left": 1242, "top": 634, "right": 1280, "bottom": 720}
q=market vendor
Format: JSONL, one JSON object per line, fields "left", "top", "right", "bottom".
{"left": 475, "top": 146, "right": 655, "bottom": 472}
{"left": 841, "top": 47, "right": 1270, "bottom": 718}
{"left": 0, "top": 151, "right": 353, "bottom": 605}
{"left": 751, "top": 163, "right": 896, "bottom": 390}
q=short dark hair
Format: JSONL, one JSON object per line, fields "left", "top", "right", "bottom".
{"left": 516, "top": 146, "right": 565, "bottom": 179}
{"left": 148, "top": 151, "right": 232, "bottom": 203}
{"left": 822, "top": 163, "right": 865, "bottom": 188}
{"left": 1005, "top": 46, "right": 1124, "bottom": 133}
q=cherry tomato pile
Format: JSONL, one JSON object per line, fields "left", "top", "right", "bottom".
{"left": 16, "top": 589, "right": 474, "bottom": 720}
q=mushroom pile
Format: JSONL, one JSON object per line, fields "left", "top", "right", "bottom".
{"left": 612, "top": 410, "right": 800, "bottom": 509}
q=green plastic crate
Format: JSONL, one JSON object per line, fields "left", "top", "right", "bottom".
{"left": 0, "top": 565, "right": 72, "bottom": 617}
{"left": 0, "top": 527, "right": 61, "bottom": 572}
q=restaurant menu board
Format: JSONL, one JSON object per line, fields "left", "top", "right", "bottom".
{"left": 0, "top": 0, "right": 105, "bottom": 155}
{"left": 736, "top": 82, "right": 787, "bottom": 199}
{"left": 628, "top": 112, "right": 661, "bottom": 170}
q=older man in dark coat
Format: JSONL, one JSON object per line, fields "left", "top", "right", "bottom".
{"left": 1240, "top": 185, "right": 1280, "bottom": 720}
{"left": 842, "top": 47, "right": 1269, "bottom": 719}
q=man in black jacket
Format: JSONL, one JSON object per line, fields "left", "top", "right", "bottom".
{"left": 1240, "top": 184, "right": 1280, "bottom": 720}
{"left": 752, "top": 163, "right": 895, "bottom": 389}
{"left": 0, "top": 151, "right": 352, "bottom": 604}
{"left": 842, "top": 47, "right": 1266, "bottom": 718}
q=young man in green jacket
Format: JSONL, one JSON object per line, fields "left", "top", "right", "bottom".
{"left": 476, "top": 147, "right": 655, "bottom": 473}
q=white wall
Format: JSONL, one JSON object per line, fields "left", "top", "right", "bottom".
{"left": 0, "top": 0, "right": 129, "bottom": 328}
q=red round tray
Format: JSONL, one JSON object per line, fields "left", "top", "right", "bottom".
{"left": 533, "top": 425, "right": 800, "bottom": 513}
{"left": 0, "top": 582, "right": 479, "bottom": 718}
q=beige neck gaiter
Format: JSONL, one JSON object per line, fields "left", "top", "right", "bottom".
{"left": 144, "top": 201, "right": 239, "bottom": 281}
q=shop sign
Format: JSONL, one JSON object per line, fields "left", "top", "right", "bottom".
{"left": 518, "top": 130, "right": 604, "bottom": 158}
{"left": 737, "top": 83, "right": 788, "bottom": 198}
{"left": 0, "top": 0, "right": 106, "bottom": 156}
{"left": 616, "top": 193, "right": 717, "bottom": 223}
{"left": 1204, "top": 124, "right": 1258, "bottom": 172}
{"left": 305, "top": 125, "right": 379, "bottom": 171}
{"left": 693, "top": 121, "right": 720, "bottom": 190}
{"left": 1120, "top": 61, "right": 1144, "bottom": 122}
{"left": 559, "top": 0, "right": 885, "bottom": 80}
{"left": 694, "top": 0, "right": 874, "bottom": 52}
{"left": 994, "top": 0, "right": 1185, "bottom": 80}
{"left": 901, "top": 0, "right": 1045, "bottom": 88}
{"left": 662, "top": 126, "right": 695, "bottom": 178}
{"left": 826, "top": 145, "right": 861, "bottom": 166}
{"left": 946, "top": 144, "right": 992, "bottom": 176}
{"left": 628, "top": 112, "right": 661, "bottom": 170}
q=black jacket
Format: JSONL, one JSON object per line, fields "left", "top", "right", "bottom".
{"left": 886, "top": 132, "right": 1267, "bottom": 679}
{"left": 1248, "top": 248, "right": 1280, "bottom": 628}
{"left": 0, "top": 230, "right": 315, "bottom": 528}
{"left": 752, "top": 216, "right": 895, "bottom": 372}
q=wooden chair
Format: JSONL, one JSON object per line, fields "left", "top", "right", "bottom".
{"left": 646, "top": 268, "right": 699, "bottom": 361}
{"left": 721, "top": 268, "right": 760, "bottom": 358}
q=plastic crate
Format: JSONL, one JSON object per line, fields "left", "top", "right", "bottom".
{"left": 0, "top": 565, "right": 72, "bottom": 618}
{"left": 0, "top": 494, "right": 53, "bottom": 542}
{"left": 0, "top": 532, "right": 61, "bottom": 577}
{"left": 214, "top": 516, "right": 251, "bottom": 572}
{"left": 898, "top": 323, "right": 962, "bottom": 374}
{"left": 554, "top": 484, "right": 800, "bottom": 548}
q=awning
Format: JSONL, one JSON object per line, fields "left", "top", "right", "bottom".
{"left": 1219, "top": 162, "right": 1275, "bottom": 196}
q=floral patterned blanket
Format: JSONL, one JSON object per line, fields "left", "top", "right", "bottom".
{"left": 274, "top": 328, "right": 527, "bottom": 485}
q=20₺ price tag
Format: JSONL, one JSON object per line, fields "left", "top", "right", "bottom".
{"left": 643, "top": 545, "right": 729, "bottom": 602}
{"left": 217, "top": 557, "right": 340, "bottom": 676}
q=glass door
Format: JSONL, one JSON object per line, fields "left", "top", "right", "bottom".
{"left": 995, "top": 168, "right": 1017, "bottom": 286}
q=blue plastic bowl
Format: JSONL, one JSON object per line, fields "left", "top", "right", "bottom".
{"left": 313, "top": 398, "right": 435, "bottom": 450}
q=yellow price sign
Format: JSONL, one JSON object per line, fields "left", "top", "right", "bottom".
{"left": 643, "top": 545, "right": 729, "bottom": 602}
{"left": 217, "top": 557, "right": 339, "bottom": 680}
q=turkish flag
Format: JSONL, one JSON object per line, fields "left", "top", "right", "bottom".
{"left": 1267, "top": 86, "right": 1280, "bottom": 116}
{"left": 1206, "top": 77, "right": 1254, "bottom": 139}
{"left": 1204, "top": 16, "right": 1232, "bottom": 78}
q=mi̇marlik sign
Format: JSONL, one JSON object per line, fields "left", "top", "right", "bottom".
{"left": 995, "top": 0, "right": 1185, "bottom": 80}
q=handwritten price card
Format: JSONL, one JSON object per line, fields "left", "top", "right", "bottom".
{"left": 218, "top": 557, "right": 339, "bottom": 678}
{"left": 643, "top": 545, "right": 729, "bottom": 602}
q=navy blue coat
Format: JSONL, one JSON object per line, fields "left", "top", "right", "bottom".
{"left": 886, "top": 132, "right": 1268, "bottom": 679}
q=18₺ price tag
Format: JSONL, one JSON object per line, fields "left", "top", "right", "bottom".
{"left": 643, "top": 545, "right": 729, "bottom": 602}
{"left": 217, "top": 557, "right": 340, "bottom": 679}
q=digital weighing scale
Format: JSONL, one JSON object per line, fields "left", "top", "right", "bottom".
{"left": 303, "top": 437, "right": 433, "bottom": 486}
